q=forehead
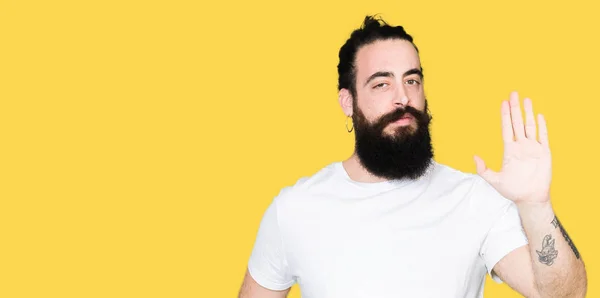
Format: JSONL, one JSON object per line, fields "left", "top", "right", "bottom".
{"left": 355, "top": 39, "right": 421, "bottom": 81}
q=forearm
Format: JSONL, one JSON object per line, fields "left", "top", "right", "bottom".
{"left": 517, "top": 200, "right": 587, "bottom": 297}
{"left": 238, "top": 270, "right": 290, "bottom": 298}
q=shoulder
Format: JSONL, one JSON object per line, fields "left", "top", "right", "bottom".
{"left": 426, "top": 161, "right": 482, "bottom": 195}
{"left": 271, "top": 162, "right": 341, "bottom": 204}
{"left": 430, "top": 162, "right": 519, "bottom": 242}
{"left": 429, "top": 161, "right": 478, "bottom": 184}
{"left": 430, "top": 161, "right": 513, "bottom": 210}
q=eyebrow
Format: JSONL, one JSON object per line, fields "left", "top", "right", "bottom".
{"left": 403, "top": 68, "right": 423, "bottom": 79}
{"left": 363, "top": 68, "right": 424, "bottom": 87}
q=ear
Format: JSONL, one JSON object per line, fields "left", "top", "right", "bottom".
{"left": 338, "top": 88, "right": 354, "bottom": 117}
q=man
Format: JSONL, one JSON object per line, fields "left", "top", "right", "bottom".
{"left": 239, "top": 15, "right": 587, "bottom": 298}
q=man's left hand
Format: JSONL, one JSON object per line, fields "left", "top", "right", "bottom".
{"left": 474, "top": 91, "right": 552, "bottom": 204}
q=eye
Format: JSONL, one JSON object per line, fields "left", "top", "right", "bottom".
{"left": 373, "top": 82, "right": 389, "bottom": 89}
{"left": 405, "top": 79, "right": 421, "bottom": 85}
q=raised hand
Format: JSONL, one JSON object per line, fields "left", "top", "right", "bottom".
{"left": 474, "top": 91, "right": 552, "bottom": 203}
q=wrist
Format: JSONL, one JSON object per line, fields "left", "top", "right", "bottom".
{"left": 514, "top": 192, "right": 551, "bottom": 206}
{"left": 516, "top": 200, "right": 555, "bottom": 222}
{"left": 515, "top": 199, "right": 552, "bottom": 209}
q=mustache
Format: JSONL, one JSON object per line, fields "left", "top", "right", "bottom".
{"left": 373, "top": 105, "right": 428, "bottom": 131}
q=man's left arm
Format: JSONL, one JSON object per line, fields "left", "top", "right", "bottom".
{"left": 492, "top": 201, "right": 586, "bottom": 298}
{"left": 474, "top": 91, "right": 587, "bottom": 297}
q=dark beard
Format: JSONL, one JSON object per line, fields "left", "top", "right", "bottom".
{"left": 352, "top": 101, "right": 434, "bottom": 180}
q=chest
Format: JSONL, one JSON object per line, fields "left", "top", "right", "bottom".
{"left": 282, "top": 198, "right": 487, "bottom": 298}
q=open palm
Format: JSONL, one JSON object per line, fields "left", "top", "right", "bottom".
{"left": 474, "top": 91, "right": 552, "bottom": 203}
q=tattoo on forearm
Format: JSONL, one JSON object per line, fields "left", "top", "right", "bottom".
{"left": 552, "top": 216, "right": 581, "bottom": 259}
{"left": 536, "top": 234, "right": 558, "bottom": 266}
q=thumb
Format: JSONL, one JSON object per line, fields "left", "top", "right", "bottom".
{"left": 474, "top": 155, "right": 500, "bottom": 186}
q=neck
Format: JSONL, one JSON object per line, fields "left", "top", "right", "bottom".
{"left": 342, "top": 152, "right": 391, "bottom": 183}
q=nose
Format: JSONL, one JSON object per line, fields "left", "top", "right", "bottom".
{"left": 392, "top": 86, "right": 409, "bottom": 107}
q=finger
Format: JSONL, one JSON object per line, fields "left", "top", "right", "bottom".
{"left": 509, "top": 91, "right": 526, "bottom": 140}
{"left": 474, "top": 155, "right": 500, "bottom": 186}
{"left": 524, "top": 98, "right": 537, "bottom": 140}
{"left": 501, "top": 100, "right": 514, "bottom": 143}
{"left": 538, "top": 114, "right": 549, "bottom": 148}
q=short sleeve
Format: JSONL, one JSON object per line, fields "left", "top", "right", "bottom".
{"left": 477, "top": 181, "right": 529, "bottom": 283}
{"left": 247, "top": 199, "right": 295, "bottom": 290}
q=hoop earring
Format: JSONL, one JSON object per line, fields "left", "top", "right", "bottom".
{"left": 346, "top": 116, "right": 354, "bottom": 133}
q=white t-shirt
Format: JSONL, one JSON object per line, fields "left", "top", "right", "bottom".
{"left": 247, "top": 160, "right": 528, "bottom": 298}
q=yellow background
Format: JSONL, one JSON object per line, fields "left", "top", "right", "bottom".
{"left": 1, "top": 0, "right": 598, "bottom": 297}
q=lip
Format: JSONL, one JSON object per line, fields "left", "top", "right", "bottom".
{"left": 392, "top": 114, "right": 414, "bottom": 125}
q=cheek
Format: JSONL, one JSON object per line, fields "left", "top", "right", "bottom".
{"left": 407, "top": 87, "right": 426, "bottom": 110}
{"left": 359, "top": 105, "right": 380, "bottom": 123}
{"left": 355, "top": 94, "right": 383, "bottom": 122}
